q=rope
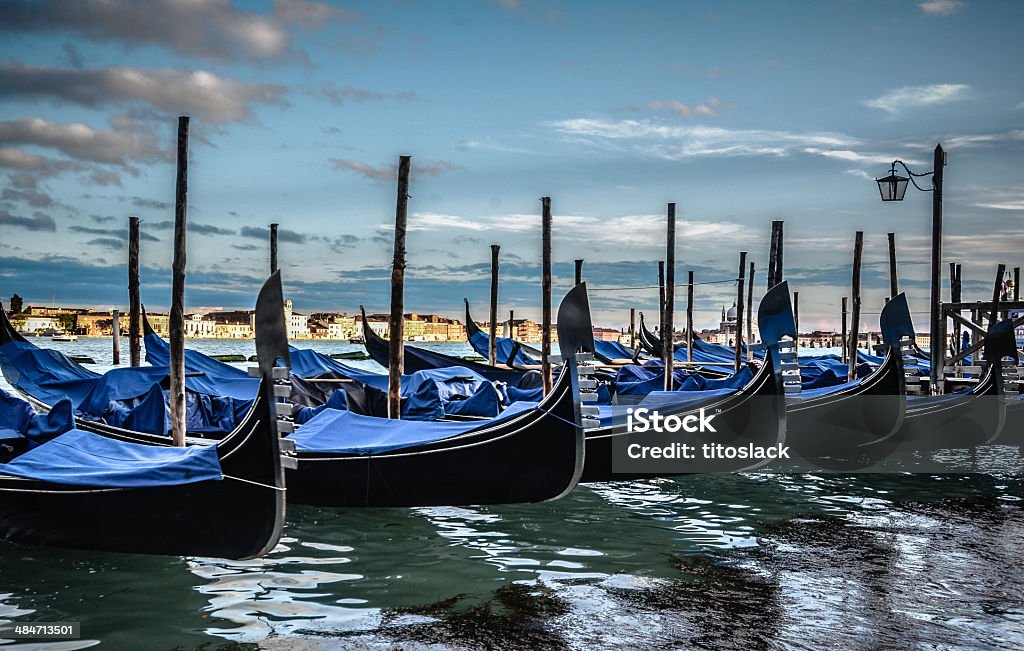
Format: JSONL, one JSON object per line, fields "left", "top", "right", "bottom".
{"left": 221, "top": 473, "right": 287, "bottom": 491}
{"left": 530, "top": 405, "right": 586, "bottom": 429}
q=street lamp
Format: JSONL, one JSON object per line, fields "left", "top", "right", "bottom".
{"left": 875, "top": 143, "right": 946, "bottom": 393}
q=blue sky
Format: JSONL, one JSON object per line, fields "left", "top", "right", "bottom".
{"left": 0, "top": 0, "right": 1021, "bottom": 332}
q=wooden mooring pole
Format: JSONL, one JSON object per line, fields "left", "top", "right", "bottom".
{"left": 111, "top": 309, "right": 120, "bottom": 365}
{"left": 841, "top": 297, "right": 848, "bottom": 364}
{"left": 663, "top": 203, "right": 676, "bottom": 391}
{"left": 488, "top": 244, "right": 499, "bottom": 367}
{"left": 794, "top": 291, "right": 800, "bottom": 346}
{"left": 686, "top": 270, "right": 694, "bottom": 363}
{"left": 888, "top": 232, "right": 899, "bottom": 299}
{"left": 1015, "top": 267, "right": 1021, "bottom": 302}
{"left": 270, "top": 222, "right": 279, "bottom": 274}
{"left": 849, "top": 231, "right": 864, "bottom": 381}
{"left": 574, "top": 259, "right": 584, "bottom": 286}
{"left": 629, "top": 308, "right": 636, "bottom": 349}
{"left": 169, "top": 115, "right": 189, "bottom": 446}
{"left": 990, "top": 264, "right": 1006, "bottom": 328}
{"left": 388, "top": 156, "right": 410, "bottom": 420}
{"left": 735, "top": 252, "right": 746, "bottom": 373}
{"left": 746, "top": 261, "right": 755, "bottom": 358}
{"left": 658, "top": 260, "right": 665, "bottom": 338}
{"left": 775, "top": 221, "right": 784, "bottom": 286}
{"left": 128, "top": 216, "right": 141, "bottom": 366}
{"left": 541, "top": 197, "right": 553, "bottom": 395}
{"left": 767, "top": 222, "right": 779, "bottom": 289}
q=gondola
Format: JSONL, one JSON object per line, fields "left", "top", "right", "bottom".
{"left": 5, "top": 283, "right": 587, "bottom": 509}
{"left": 0, "top": 273, "right": 289, "bottom": 559}
{"left": 283, "top": 284, "right": 587, "bottom": 507}
{"left": 577, "top": 285, "right": 787, "bottom": 482}
{"left": 888, "top": 313, "right": 1013, "bottom": 453}
{"left": 360, "top": 306, "right": 532, "bottom": 386}
{"left": 764, "top": 283, "right": 905, "bottom": 468}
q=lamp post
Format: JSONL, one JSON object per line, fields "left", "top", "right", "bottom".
{"left": 875, "top": 143, "right": 945, "bottom": 393}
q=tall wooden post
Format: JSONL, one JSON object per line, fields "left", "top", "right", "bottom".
{"left": 775, "top": 220, "right": 784, "bottom": 286}
{"left": 1015, "top": 267, "right": 1021, "bottom": 302}
{"left": 663, "top": 203, "right": 676, "bottom": 391}
{"left": 574, "top": 258, "right": 584, "bottom": 286}
{"left": 629, "top": 308, "right": 636, "bottom": 349}
{"left": 541, "top": 197, "right": 553, "bottom": 395}
{"left": 746, "top": 261, "right": 755, "bottom": 359}
{"left": 794, "top": 291, "right": 800, "bottom": 348}
{"left": 928, "top": 143, "right": 945, "bottom": 394}
{"left": 111, "top": 309, "right": 121, "bottom": 365}
{"left": 270, "top": 223, "right": 279, "bottom": 274}
{"left": 686, "top": 270, "right": 694, "bottom": 363}
{"left": 734, "top": 251, "right": 746, "bottom": 373}
{"left": 388, "top": 156, "right": 411, "bottom": 419}
{"left": 128, "top": 216, "right": 141, "bottom": 366}
{"left": 841, "top": 297, "right": 848, "bottom": 364}
{"left": 990, "top": 264, "right": 1006, "bottom": 327}
{"left": 767, "top": 222, "right": 779, "bottom": 289}
{"left": 888, "top": 232, "right": 899, "bottom": 299}
{"left": 658, "top": 260, "right": 665, "bottom": 337}
{"left": 508, "top": 309, "right": 515, "bottom": 341}
{"left": 849, "top": 231, "right": 864, "bottom": 381}
{"left": 169, "top": 115, "right": 189, "bottom": 446}
{"left": 488, "top": 244, "right": 500, "bottom": 366}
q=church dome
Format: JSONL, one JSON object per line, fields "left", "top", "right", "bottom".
{"left": 726, "top": 302, "right": 737, "bottom": 321}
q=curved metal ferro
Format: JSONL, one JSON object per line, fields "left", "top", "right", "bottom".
{"left": 879, "top": 292, "right": 916, "bottom": 350}
{"left": 757, "top": 280, "right": 796, "bottom": 348}
{"left": 984, "top": 319, "right": 1019, "bottom": 366}
{"left": 255, "top": 269, "right": 290, "bottom": 375}
{"left": 556, "top": 282, "right": 595, "bottom": 360}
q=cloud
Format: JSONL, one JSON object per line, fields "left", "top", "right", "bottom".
{"left": 69, "top": 225, "right": 161, "bottom": 241}
{"left": 239, "top": 225, "right": 306, "bottom": 243}
{"left": 329, "top": 158, "right": 461, "bottom": 180}
{"left": 0, "top": 209, "right": 56, "bottom": 232}
{"left": 546, "top": 118, "right": 861, "bottom": 161}
{"left": 85, "top": 237, "right": 125, "bottom": 250}
{"left": 0, "top": 0, "right": 330, "bottom": 62}
{"left": 317, "top": 83, "right": 416, "bottom": 105}
{"left": 0, "top": 117, "right": 165, "bottom": 166}
{"left": 1017, "top": 101, "right": 1024, "bottom": 110}
{"left": 144, "top": 220, "right": 236, "bottom": 236}
{"left": 940, "top": 129, "right": 1024, "bottom": 149}
{"left": 131, "top": 197, "right": 172, "bottom": 210}
{"left": 0, "top": 147, "right": 87, "bottom": 173}
{"left": 2, "top": 187, "right": 53, "bottom": 207}
{"left": 274, "top": 0, "right": 353, "bottom": 29}
{"left": 329, "top": 159, "right": 393, "bottom": 181}
{"left": 863, "top": 84, "right": 971, "bottom": 116}
{"left": 0, "top": 64, "right": 287, "bottom": 124}
{"left": 918, "top": 0, "right": 965, "bottom": 16}
{"left": 647, "top": 97, "right": 726, "bottom": 118}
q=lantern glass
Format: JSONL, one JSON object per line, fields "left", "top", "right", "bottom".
{"left": 876, "top": 173, "right": 909, "bottom": 202}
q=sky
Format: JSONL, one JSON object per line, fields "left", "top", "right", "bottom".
{"left": 0, "top": 0, "right": 1022, "bottom": 333}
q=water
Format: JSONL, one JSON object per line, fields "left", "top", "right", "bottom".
{"left": 1, "top": 339, "right": 1022, "bottom": 649}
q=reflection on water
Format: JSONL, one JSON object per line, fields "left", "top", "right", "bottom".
{"left": 1, "top": 337, "right": 1023, "bottom": 648}
{"left": 1, "top": 474, "right": 1022, "bottom": 649}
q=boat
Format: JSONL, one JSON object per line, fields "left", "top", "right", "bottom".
{"left": 8, "top": 283, "right": 587, "bottom": 508}
{"left": 884, "top": 300, "right": 1013, "bottom": 455}
{"left": 283, "top": 285, "right": 587, "bottom": 507}
{"left": 763, "top": 283, "right": 906, "bottom": 470}
{"left": 360, "top": 305, "right": 536, "bottom": 386}
{"left": 577, "top": 284, "right": 787, "bottom": 482}
{"left": 51, "top": 333, "right": 77, "bottom": 342}
{"left": 0, "top": 273, "right": 289, "bottom": 559}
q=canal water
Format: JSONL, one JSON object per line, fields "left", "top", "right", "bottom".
{"left": 1, "top": 338, "right": 1022, "bottom": 649}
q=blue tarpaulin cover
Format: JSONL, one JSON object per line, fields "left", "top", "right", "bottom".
{"left": 468, "top": 329, "right": 539, "bottom": 367}
{"left": 289, "top": 404, "right": 532, "bottom": 454}
{"left": 593, "top": 339, "right": 635, "bottom": 361}
{"left": 0, "top": 389, "right": 222, "bottom": 487}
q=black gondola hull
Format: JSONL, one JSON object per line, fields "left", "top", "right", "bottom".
{"left": 579, "top": 352, "right": 785, "bottom": 482}
{"left": 284, "top": 359, "right": 583, "bottom": 507}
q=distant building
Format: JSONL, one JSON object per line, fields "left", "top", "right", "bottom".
{"left": 184, "top": 313, "right": 216, "bottom": 338}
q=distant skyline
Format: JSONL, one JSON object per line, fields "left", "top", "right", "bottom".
{"left": 0, "top": 0, "right": 1022, "bottom": 332}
